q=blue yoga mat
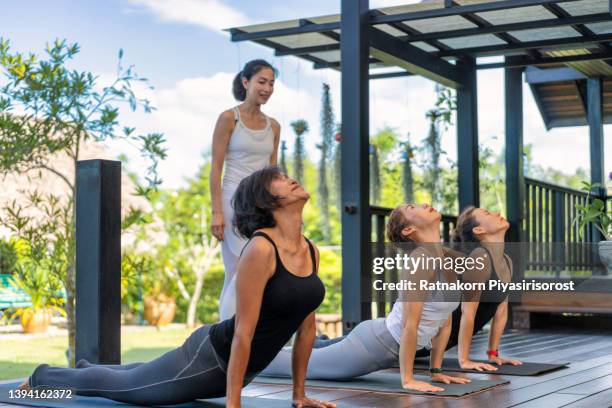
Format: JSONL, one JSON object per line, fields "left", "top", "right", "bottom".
{"left": 256, "top": 370, "right": 509, "bottom": 397}
{"left": 0, "top": 381, "right": 292, "bottom": 407}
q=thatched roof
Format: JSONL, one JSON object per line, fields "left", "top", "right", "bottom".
{"left": 0, "top": 141, "right": 159, "bottom": 249}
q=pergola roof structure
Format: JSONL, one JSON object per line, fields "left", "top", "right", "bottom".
{"left": 229, "top": 0, "right": 612, "bottom": 85}
{"left": 228, "top": 0, "right": 609, "bottom": 330}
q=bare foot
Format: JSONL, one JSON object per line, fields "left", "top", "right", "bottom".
{"left": 17, "top": 378, "right": 30, "bottom": 391}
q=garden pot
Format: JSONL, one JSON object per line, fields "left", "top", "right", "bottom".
{"left": 21, "top": 308, "right": 52, "bottom": 334}
{"left": 143, "top": 296, "right": 176, "bottom": 327}
{"left": 599, "top": 240, "right": 612, "bottom": 274}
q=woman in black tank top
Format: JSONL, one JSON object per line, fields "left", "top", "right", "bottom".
{"left": 436, "top": 206, "right": 522, "bottom": 371}
{"left": 21, "top": 167, "right": 335, "bottom": 408}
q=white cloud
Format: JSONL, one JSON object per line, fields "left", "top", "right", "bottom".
{"left": 126, "top": 0, "right": 251, "bottom": 31}
{"left": 103, "top": 61, "right": 597, "bottom": 192}
{"left": 108, "top": 70, "right": 320, "bottom": 189}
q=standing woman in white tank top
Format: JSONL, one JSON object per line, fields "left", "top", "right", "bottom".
{"left": 210, "top": 60, "right": 280, "bottom": 320}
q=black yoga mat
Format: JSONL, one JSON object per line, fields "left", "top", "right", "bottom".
{"left": 413, "top": 358, "right": 569, "bottom": 376}
{"left": 256, "top": 371, "right": 508, "bottom": 397}
{"left": 0, "top": 381, "right": 291, "bottom": 408}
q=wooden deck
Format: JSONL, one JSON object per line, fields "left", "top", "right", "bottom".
{"left": 1, "top": 329, "right": 612, "bottom": 407}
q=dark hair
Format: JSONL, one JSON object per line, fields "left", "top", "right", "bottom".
{"left": 232, "top": 59, "right": 277, "bottom": 101}
{"left": 451, "top": 206, "right": 480, "bottom": 243}
{"left": 232, "top": 166, "right": 283, "bottom": 238}
{"left": 386, "top": 204, "right": 415, "bottom": 243}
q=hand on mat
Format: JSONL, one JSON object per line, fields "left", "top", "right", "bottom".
{"left": 430, "top": 373, "right": 471, "bottom": 385}
{"left": 460, "top": 359, "right": 498, "bottom": 372}
{"left": 489, "top": 355, "right": 522, "bottom": 366}
{"left": 292, "top": 396, "right": 336, "bottom": 408}
{"left": 211, "top": 212, "right": 224, "bottom": 241}
{"left": 402, "top": 378, "right": 445, "bottom": 393}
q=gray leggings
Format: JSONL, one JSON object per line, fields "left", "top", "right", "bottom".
{"left": 29, "top": 325, "right": 257, "bottom": 406}
{"left": 261, "top": 318, "right": 399, "bottom": 380}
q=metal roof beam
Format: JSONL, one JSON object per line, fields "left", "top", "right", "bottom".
{"left": 230, "top": 21, "right": 340, "bottom": 42}
{"left": 435, "top": 32, "right": 612, "bottom": 58}
{"left": 402, "top": 13, "right": 612, "bottom": 43}
{"left": 478, "top": 51, "right": 612, "bottom": 69}
{"left": 369, "top": 0, "right": 580, "bottom": 25}
{"left": 525, "top": 66, "right": 587, "bottom": 83}
{"left": 368, "top": 27, "right": 467, "bottom": 88}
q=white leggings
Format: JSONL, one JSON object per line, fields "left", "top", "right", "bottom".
{"left": 261, "top": 318, "right": 400, "bottom": 380}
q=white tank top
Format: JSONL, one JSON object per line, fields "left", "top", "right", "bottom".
{"left": 385, "top": 268, "right": 460, "bottom": 350}
{"left": 222, "top": 107, "right": 275, "bottom": 192}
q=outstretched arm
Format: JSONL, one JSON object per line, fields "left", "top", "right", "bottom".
{"left": 430, "top": 316, "right": 471, "bottom": 385}
{"left": 488, "top": 301, "right": 522, "bottom": 366}
{"left": 209, "top": 110, "right": 234, "bottom": 241}
{"left": 226, "top": 238, "right": 274, "bottom": 408}
{"left": 269, "top": 119, "right": 280, "bottom": 165}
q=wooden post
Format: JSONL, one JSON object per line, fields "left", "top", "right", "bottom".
{"left": 75, "top": 160, "right": 121, "bottom": 364}
{"left": 457, "top": 57, "right": 480, "bottom": 211}
{"left": 341, "top": 0, "right": 371, "bottom": 332}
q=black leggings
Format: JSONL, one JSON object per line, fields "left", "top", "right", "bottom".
{"left": 29, "top": 325, "right": 257, "bottom": 406}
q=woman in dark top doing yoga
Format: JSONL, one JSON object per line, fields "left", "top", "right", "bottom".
{"left": 416, "top": 206, "right": 523, "bottom": 371}
{"left": 19, "top": 167, "right": 335, "bottom": 408}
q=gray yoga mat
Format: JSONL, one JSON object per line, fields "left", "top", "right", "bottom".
{"left": 413, "top": 358, "right": 569, "bottom": 376}
{"left": 0, "top": 381, "right": 291, "bottom": 408}
{"left": 256, "top": 370, "right": 508, "bottom": 397}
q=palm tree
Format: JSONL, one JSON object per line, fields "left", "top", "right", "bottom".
{"left": 290, "top": 119, "right": 309, "bottom": 184}
{"left": 280, "top": 140, "right": 288, "bottom": 174}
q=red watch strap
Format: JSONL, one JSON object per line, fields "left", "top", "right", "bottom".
{"left": 487, "top": 349, "right": 499, "bottom": 357}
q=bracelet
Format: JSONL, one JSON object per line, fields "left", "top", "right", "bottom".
{"left": 487, "top": 349, "right": 499, "bottom": 357}
{"left": 429, "top": 367, "right": 443, "bottom": 374}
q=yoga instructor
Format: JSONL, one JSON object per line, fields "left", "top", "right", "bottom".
{"left": 210, "top": 59, "right": 281, "bottom": 320}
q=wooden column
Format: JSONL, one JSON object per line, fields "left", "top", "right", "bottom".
{"left": 587, "top": 77, "right": 605, "bottom": 242}
{"left": 456, "top": 57, "right": 480, "bottom": 211}
{"left": 75, "top": 160, "right": 121, "bottom": 364}
{"left": 340, "top": 0, "right": 371, "bottom": 332}
{"left": 505, "top": 64, "right": 525, "bottom": 242}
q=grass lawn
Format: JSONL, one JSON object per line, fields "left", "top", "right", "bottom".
{"left": 0, "top": 325, "right": 196, "bottom": 381}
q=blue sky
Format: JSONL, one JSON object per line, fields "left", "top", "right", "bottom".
{"left": 1, "top": 0, "right": 608, "bottom": 189}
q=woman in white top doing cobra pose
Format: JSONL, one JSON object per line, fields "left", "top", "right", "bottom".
{"left": 210, "top": 59, "right": 280, "bottom": 320}
{"left": 262, "top": 203, "right": 470, "bottom": 393}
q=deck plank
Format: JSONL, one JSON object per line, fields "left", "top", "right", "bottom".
{"left": 448, "top": 363, "right": 612, "bottom": 407}
{"left": 509, "top": 392, "right": 587, "bottom": 407}
{"left": 562, "top": 388, "right": 612, "bottom": 407}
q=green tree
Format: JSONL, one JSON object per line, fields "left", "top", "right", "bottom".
{"left": 290, "top": 119, "right": 308, "bottom": 184}
{"left": 422, "top": 114, "right": 443, "bottom": 206}
{"left": 333, "top": 124, "right": 342, "bottom": 214}
{"left": 279, "top": 140, "right": 288, "bottom": 174}
{"left": 399, "top": 134, "right": 415, "bottom": 203}
{"left": 138, "top": 160, "right": 220, "bottom": 328}
{"left": 370, "top": 127, "right": 397, "bottom": 205}
{"left": 0, "top": 39, "right": 165, "bottom": 365}
{"left": 317, "top": 84, "right": 334, "bottom": 242}
{"left": 421, "top": 85, "right": 455, "bottom": 208}
{"left": 0, "top": 238, "right": 18, "bottom": 274}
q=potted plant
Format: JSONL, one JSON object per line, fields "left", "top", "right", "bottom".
{"left": 143, "top": 282, "right": 176, "bottom": 327}
{"left": 573, "top": 180, "right": 612, "bottom": 273}
{"left": 2, "top": 264, "right": 66, "bottom": 334}
{"left": 140, "top": 256, "right": 176, "bottom": 327}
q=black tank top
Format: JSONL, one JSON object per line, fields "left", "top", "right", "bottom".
{"left": 209, "top": 231, "right": 325, "bottom": 373}
{"left": 447, "top": 247, "right": 511, "bottom": 349}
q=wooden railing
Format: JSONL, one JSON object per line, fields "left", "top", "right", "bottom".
{"left": 523, "top": 177, "right": 610, "bottom": 276}
{"left": 368, "top": 181, "right": 610, "bottom": 316}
